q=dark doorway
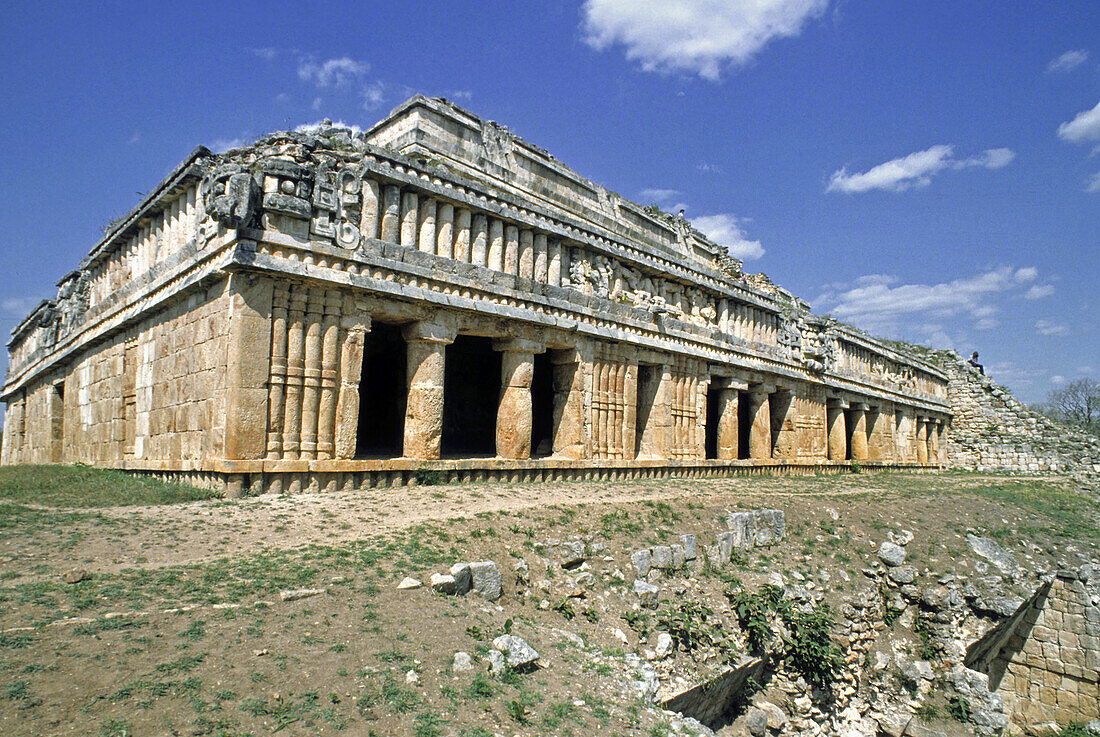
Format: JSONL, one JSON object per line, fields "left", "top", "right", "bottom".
{"left": 635, "top": 364, "right": 661, "bottom": 457}
{"left": 50, "top": 382, "right": 65, "bottom": 463}
{"left": 843, "top": 408, "right": 856, "bottom": 460}
{"left": 442, "top": 336, "right": 500, "bottom": 457}
{"left": 737, "top": 390, "right": 752, "bottom": 459}
{"left": 704, "top": 383, "right": 721, "bottom": 459}
{"left": 356, "top": 322, "right": 406, "bottom": 458}
{"left": 531, "top": 351, "right": 554, "bottom": 457}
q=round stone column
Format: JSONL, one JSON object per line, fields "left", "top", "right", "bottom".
{"left": 748, "top": 390, "right": 772, "bottom": 460}
{"left": 402, "top": 322, "right": 456, "bottom": 460}
{"left": 493, "top": 338, "right": 544, "bottom": 459}
{"left": 849, "top": 403, "right": 868, "bottom": 461}
{"left": 826, "top": 399, "right": 848, "bottom": 460}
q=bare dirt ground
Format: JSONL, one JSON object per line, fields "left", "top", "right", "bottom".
{"left": 0, "top": 470, "right": 1096, "bottom": 737}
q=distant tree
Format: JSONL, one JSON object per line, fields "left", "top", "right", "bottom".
{"left": 1044, "top": 378, "right": 1100, "bottom": 434}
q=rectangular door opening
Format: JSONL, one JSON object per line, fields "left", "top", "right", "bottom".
{"left": 737, "top": 390, "right": 752, "bottom": 459}
{"left": 704, "top": 383, "right": 721, "bottom": 460}
{"left": 442, "top": 335, "right": 500, "bottom": 458}
{"left": 531, "top": 351, "right": 554, "bottom": 457}
{"left": 356, "top": 322, "right": 407, "bottom": 458}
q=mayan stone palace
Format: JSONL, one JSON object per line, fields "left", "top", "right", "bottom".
{"left": 1, "top": 96, "right": 951, "bottom": 494}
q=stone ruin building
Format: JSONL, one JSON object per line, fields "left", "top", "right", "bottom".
{"left": 1, "top": 96, "right": 952, "bottom": 494}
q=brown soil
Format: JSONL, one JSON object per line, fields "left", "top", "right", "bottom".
{"left": 0, "top": 471, "right": 1095, "bottom": 737}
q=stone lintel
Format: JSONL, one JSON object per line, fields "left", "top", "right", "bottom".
{"left": 850, "top": 401, "right": 869, "bottom": 411}
{"left": 492, "top": 337, "right": 545, "bottom": 354}
{"left": 402, "top": 321, "right": 456, "bottom": 344}
{"left": 827, "top": 397, "right": 849, "bottom": 409}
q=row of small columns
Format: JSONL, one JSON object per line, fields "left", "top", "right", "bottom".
{"left": 826, "top": 398, "right": 944, "bottom": 462}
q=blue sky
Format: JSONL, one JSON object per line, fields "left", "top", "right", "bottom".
{"left": 0, "top": 1, "right": 1097, "bottom": 408}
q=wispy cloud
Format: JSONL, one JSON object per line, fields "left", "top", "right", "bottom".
{"left": 1025, "top": 283, "right": 1055, "bottom": 300}
{"left": 297, "top": 56, "right": 369, "bottom": 87}
{"left": 1057, "top": 100, "right": 1100, "bottom": 144}
{"left": 640, "top": 188, "right": 682, "bottom": 202}
{"left": 696, "top": 162, "right": 723, "bottom": 174}
{"left": 249, "top": 47, "right": 278, "bottom": 62}
{"left": 361, "top": 81, "right": 386, "bottom": 110}
{"left": 814, "top": 266, "right": 1040, "bottom": 336}
{"left": 1087, "top": 171, "right": 1100, "bottom": 193}
{"left": 294, "top": 120, "right": 364, "bottom": 135}
{"left": 826, "top": 145, "right": 1015, "bottom": 193}
{"left": 1047, "top": 49, "right": 1088, "bottom": 73}
{"left": 641, "top": 188, "right": 764, "bottom": 259}
{"left": 210, "top": 137, "right": 247, "bottom": 153}
{"left": 581, "top": 0, "right": 828, "bottom": 81}
{"left": 1, "top": 297, "right": 42, "bottom": 317}
{"left": 1034, "top": 319, "right": 1069, "bottom": 336}
{"left": 691, "top": 214, "right": 765, "bottom": 260}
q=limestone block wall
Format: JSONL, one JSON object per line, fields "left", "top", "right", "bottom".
{"left": 920, "top": 350, "right": 1100, "bottom": 479}
{"left": 967, "top": 570, "right": 1100, "bottom": 730}
{"left": 0, "top": 279, "right": 230, "bottom": 467}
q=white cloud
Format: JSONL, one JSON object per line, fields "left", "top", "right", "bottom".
{"left": 1, "top": 297, "right": 41, "bottom": 316}
{"left": 1051, "top": 374, "right": 1067, "bottom": 386}
{"left": 250, "top": 47, "right": 278, "bottom": 61}
{"left": 1034, "top": 319, "right": 1069, "bottom": 336}
{"left": 1087, "top": 170, "right": 1100, "bottom": 193}
{"left": 696, "top": 162, "right": 723, "bottom": 174}
{"left": 826, "top": 145, "right": 1014, "bottom": 193}
{"left": 692, "top": 213, "right": 765, "bottom": 259}
{"left": 361, "top": 81, "right": 386, "bottom": 110}
{"left": 1058, "top": 100, "right": 1100, "bottom": 144}
{"left": 294, "top": 120, "right": 364, "bottom": 135}
{"left": 297, "top": 56, "right": 369, "bottom": 87}
{"left": 581, "top": 0, "right": 828, "bottom": 80}
{"left": 813, "top": 266, "right": 1041, "bottom": 337}
{"left": 1025, "top": 284, "right": 1055, "bottom": 300}
{"left": 640, "top": 188, "right": 682, "bottom": 202}
{"left": 210, "top": 137, "right": 246, "bottom": 153}
{"left": 1047, "top": 49, "right": 1088, "bottom": 73}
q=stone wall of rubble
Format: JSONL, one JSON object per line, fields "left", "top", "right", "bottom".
{"left": 926, "top": 350, "right": 1100, "bottom": 481}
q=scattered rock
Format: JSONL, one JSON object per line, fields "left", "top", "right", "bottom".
{"left": 450, "top": 563, "right": 472, "bottom": 595}
{"left": 486, "top": 649, "right": 506, "bottom": 675}
{"left": 396, "top": 577, "right": 422, "bottom": 591}
{"left": 452, "top": 651, "right": 474, "bottom": 672}
{"left": 469, "top": 561, "right": 502, "bottom": 601}
{"left": 404, "top": 669, "right": 420, "bottom": 685}
{"left": 654, "top": 632, "right": 674, "bottom": 659}
{"left": 634, "top": 579, "right": 659, "bottom": 608}
{"left": 967, "top": 534, "right": 1019, "bottom": 577}
{"left": 62, "top": 569, "right": 91, "bottom": 584}
{"left": 889, "top": 529, "right": 914, "bottom": 546}
{"left": 632, "top": 549, "right": 652, "bottom": 577}
{"left": 680, "top": 534, "right": 697, "bottom": 560}
{"left": 492, "top": 634, "right": 539, "bottom": 671}
{"left": 745, "top": 707, "right": 768, "bottom": 737}
{"left": 651, "top": 545, "right": 674, "bottom": 570}
{"left": 878, "top": 542, "right": 907, "bottom": 567}
{"left": 756, "top": 700, "right": 787, "bottom": 731}
{"left": 280, "top": 587, "right": 326, "bottom": 601}
{"left": 430, "top": 572, "right": 456, "bottom": 594}
{"left": 887, "top": 565, "right": 918, "bottom": 585}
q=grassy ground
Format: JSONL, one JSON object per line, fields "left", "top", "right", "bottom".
{"left": 0, "top": 467, "right": 1095, "bottom": 736}
{"left": 0, "top": 465, "right": 216, "bottom": 507}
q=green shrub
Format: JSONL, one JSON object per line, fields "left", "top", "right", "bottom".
{"left": 946, "top": 695, "right": 971, "bottom": 723}
{"left": 779, "top": 603, "right": 843, "bottom": 689}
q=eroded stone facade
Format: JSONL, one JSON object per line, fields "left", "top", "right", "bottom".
{"left": 2, "top": 96, "right": 951, "bottom": 492}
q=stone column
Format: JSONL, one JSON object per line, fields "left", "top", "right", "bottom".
{"left": 716, "top": 387, "right": 739, "bottom": 460}
{"left": 551, "top": 349, "right": 585, "bottom": 459}
{"left": 533, "top": 233, "right": 548, "bottom": 283}
{"left": 493, "top": 338, "right": 544, "bottom": 459}
{"left": 518, "top": 229, "right": 534, "bottom": 279}
{"left": 224, "top": 274, "right": 274, "bottom": 460}
{"left": 334, "top": 310, "right": 371, "bottom": 460}
{"left": 915, "top": 417, "right": 928, "bottom": 463}
{"left": 380, "top": 184, "right": 400, "bottom": 243}
{"left": 849, "top": 403, "right": 868, "bottom": 461}
{"left": 316, "top": 291, "right": 342, "bottom": 460}
{"left": 266, "top": 284, "right": 289, "bottom": 458}
{"left": 436, "top": 202, "right": 454, "bottom": 259}
{"left": 418, "top": 197, "right": 436, "bottom": 253}
{"left": 299, "top": 288, "right": 325, "bottom": 460}
{"left": 504, "top": 224, "right": 520, "bottom": 274}
{"left": 453, "top": 208, "right": 471, "bottom": 262}
{"left": 471, "top": 213, "right": 488, "bottom": 267}
{"left": 622, "top": 361, "right": 638, "bottom": 461}
{"left": 924, "top": 418, "right": 936, "bottom": 463}
{"left": 400, "top": 191, "right": 418, "bottom": 248}
{"left": 748, "top": 390, "right": 772, "bottom": 460}
{"left": 360, "top": 178, "right": 381, "bottom": 240}
{"left": 770, "top": 389, "right": 798, "bottom": 460}
{"left": 488, "top": 219, "right": 504, "bottom": 271}
{"left": 826, "top": 399, "right": 847, "bottom": 461}
{"left": 401, "top": 322, "right": 456, "bottom": 460}
{"left": 282, "top": 288, "right": 308, "bottom": 459}
{"left": 547, "top": 239, "right": 562, "bottom": 286}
